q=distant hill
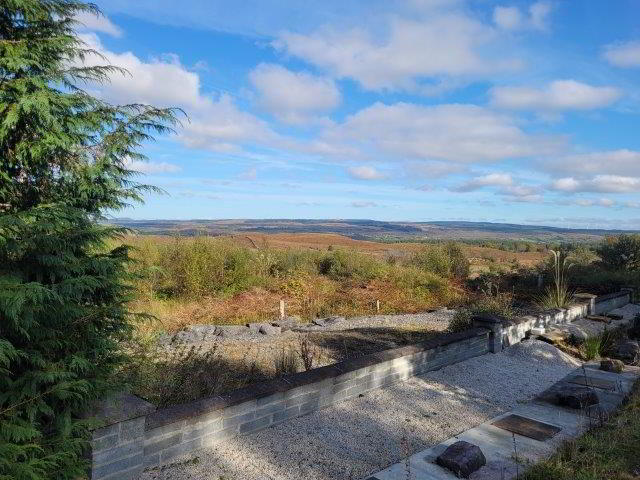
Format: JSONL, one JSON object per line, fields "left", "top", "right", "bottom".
{"left": 111, "top": 218, "right": 637, "bottom": 243}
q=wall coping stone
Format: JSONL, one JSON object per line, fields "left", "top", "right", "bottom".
{"left": 93, "top": 392, "right": 156, "bottom": 428}
{"left": 144, "top": 327, "right": 489, "bottom": 430}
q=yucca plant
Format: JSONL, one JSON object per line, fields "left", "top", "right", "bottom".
{"left": 537, "top": 250, "right": 574, "bottom": 309}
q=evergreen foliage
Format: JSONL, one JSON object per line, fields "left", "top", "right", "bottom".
{"left": 597, "top": 234, "right": 640, "bottom": 271}
{"left": 0, "top": 2, "right": 179, "bottom": 478}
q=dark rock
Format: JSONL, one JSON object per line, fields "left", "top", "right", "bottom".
{"left": 272, "top": 316, "right": 300, "bottom": 330}
{"left": 247, "top": 322, "right": 268, "bottom": 333}
{"left": 323, "top": 315, "right": 345, "bottom": 325}
{"left": 436, "top": 440, "right": 486, "bottom": 478}
{"left": 217, "top": 325, "right": 251, "bottom": 338}
{"left": 555, "top": 385, "right": 599, "bottom": 409}
{"left": 613, "top": 340, "right": 639, "bottom": 363}
{"left": 566, "top": 326, "right": 588, "bottom": 346}
{"left": 259, "top": 324, "right": 281, "bottom": 336}
{"left": 600, "top": 358, "right": 624, "bottom": 373}
{"left": 312, "top": 318, "right": 327, "bottom": 327}
{"left": 605, "top": 313, "right": 624, "bottom": 321}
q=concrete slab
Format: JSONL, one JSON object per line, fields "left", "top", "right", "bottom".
{"left": 491, "top": 414, "right": 561, "bottom": 441}
{"left": 364, "top": 363, "right": 640, "bottom": 480}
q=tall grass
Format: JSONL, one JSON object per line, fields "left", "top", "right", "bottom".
{"left": 121, "top": 235, "right": 467, "bottom": 328}
{"left": 537, "top": 249, "right": 574, "bottom": 309}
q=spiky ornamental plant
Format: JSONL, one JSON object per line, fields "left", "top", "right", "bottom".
{"left": 0, "top": 2, "right": 180, "bottom": 478}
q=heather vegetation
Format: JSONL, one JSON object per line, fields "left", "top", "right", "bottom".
{"left": 122, "top": 235, "right": 468, "bottom": 330}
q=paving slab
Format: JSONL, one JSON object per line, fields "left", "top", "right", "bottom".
{"left": 491, "top": 414, "right": 561, "bottom": 441}
{"left": 365, "top": 364, "right": 639, "bottom": 480}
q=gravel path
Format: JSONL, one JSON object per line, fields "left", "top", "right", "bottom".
{"left": 141, "top": 340, "right": 580, "bottom": 480}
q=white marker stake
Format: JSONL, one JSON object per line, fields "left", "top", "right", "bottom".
{"left": 280, "top": 299, "right": 285, "bottom": 319}
{"left": 376, "top": 299, "right": 380, "bottom": 313}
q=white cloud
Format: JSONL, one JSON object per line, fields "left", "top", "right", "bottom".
{"left": 350, "top": 201, "right": 378, "bottom": 208}
{"left": 125, "top": 160, "right": 181, "bottom": 174}
{"left": 603, "top": 41, "right": 640, "bottom": 68}
{"left": 452, "top": 173, "right": 513, "bottom": 192}
{"left": 239, "top": 167, "right": 258, "bottom": 180}
{"left": 274, "top": 12, "right": 520, "bottom": 93}
{"left": 249, "top": 64, "right": 340, "bottom": 124}
{"left": 543, "top": 150, "right": 640, "bottom": 176}
{"left": 324, "top": 102, "right": 563, "bottom": 163}
{"left": 491, "top": 80, "right": 621, "bottom": 111}
{"left": 347, "top": 166, "right": 386, "bottom": 180}
{"left": 493, "top": 6, "right": 522, "bottom": 30}
{"left": 551, "top": 175, "right": 640, "bottom": 193}
{"left": 529, "top": 2, "right": 552, "bottom": 31}
{"left": 405, "top": 162, "right": 466, "bottom": 179}
{"left": 79, "top": 33, "right": 281, "bottom": 153}
{"left": 575, "top": 198, "right": 616, "bottom": 208}
{"left": 75, "top": 11, "right": 122, "bottom": 37}
{"left": 493, "top": 2, "right": 551, "bottom": 31}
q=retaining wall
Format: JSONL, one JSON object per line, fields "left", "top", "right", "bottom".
{"left": 594, "top": 289, "right": 632, "bottom": 314}
{"left": 89, "top": 290, "right": 632, "bottom": 479}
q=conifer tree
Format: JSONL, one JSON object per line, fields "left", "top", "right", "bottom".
{"left": 0, "top": 2, "right": 179, "bottom": 478}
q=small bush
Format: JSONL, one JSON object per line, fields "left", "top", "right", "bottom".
{"left": 316, "top": 249, "right": 385, "bottom": 283}
{"left": 597, "top": 234, "right": 640, "bottom": 271}
{"left": 411, "top": 242, "right": 470, "bottom": 280}
{"left": 582, "top": 337, "right": 602, "bottom": 360}
{"left": 274, "top": 348, "right": 299, "bottom": 376}
{"left": 448, "top": 293, "right": 515, "bottom": 332}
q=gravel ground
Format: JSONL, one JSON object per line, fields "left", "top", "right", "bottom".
{"left": 557, "top": 303, "right": 640, "bottom": 339}
{"left": 141, "top": 339, "right": 580, "bottom": 480}
{"left": 169, "top": 309, "right": 455, "bottom": 346}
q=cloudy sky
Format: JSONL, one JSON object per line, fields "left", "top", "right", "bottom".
{"left": 86, "top": 0, "right": 640, "bottom": 228}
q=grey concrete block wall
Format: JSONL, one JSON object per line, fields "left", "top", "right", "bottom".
{"left": 91, "top": 394, "right": 155, "bottom": 480}
{"left": 89, "top": 290, "right": 631, "bottom": 479}
{"left": 594, "top": 291, "right": 631, "bottom": 315}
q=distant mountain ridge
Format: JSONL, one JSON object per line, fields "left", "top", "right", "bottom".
{"left": 112, "top": 218, "right": 637, "bottom": 242}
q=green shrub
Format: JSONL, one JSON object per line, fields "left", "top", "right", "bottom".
{"left": 316, "top": 249, "right": 385, "bottom": 283}
{"left": 0, "top": 2, "right": 179, "bottom": 478}
{"left": 411, "top": 242, "right": 469, "bottom": 280}
{"left": 582, "top": 336, "right": 602, "bottom": 360}
{"left": 536, "top": 250, "right": 574, "bottom": 309}
{"left": 597, "top": 234, "right": 640, "bottom": 271}
{"left": 448, "top": 293, "right": 515, "bottom": 332}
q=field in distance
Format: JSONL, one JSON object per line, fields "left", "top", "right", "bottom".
{"left": 114, "top": 218, "right": 634, "bottom": 243}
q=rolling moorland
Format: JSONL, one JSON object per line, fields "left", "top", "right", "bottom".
{"left": 113, "top": 218, "right": 637, "bottom": 242}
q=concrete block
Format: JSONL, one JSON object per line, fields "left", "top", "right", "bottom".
{"left": 221, "top": 399, "right": 256, "bottom": 418}
{"left": 119, "top": 417, "right": 145, "bottom": 442}
{"left": 273, "top": 406, "right": 300, "bottom": 423}
{"left": 93, "top": 442, "right": 141, "bottom": 467}
{"left": 256, "top": 401, "right": 285, "bottom": 418}
{"left": 223, "top": 411, "right": 255, "bottom": 429}
{"left": 143, "top": 453, "right": 160, "bottom": 469}
{"left": 256, "top": 391, "right": 284, "bottom": 407}
{"left": 160, "top": 438, "right": 202, "bottom": 463}
{"left": 92, "top": 423, "right": 119, "bottom": 440}
{"left": 285, "top": 391, "right": 321, "bottom": 408}
{"left": 92, "top": 452, "right": 143, "bottom": 480}
{"left": 143, "top": 432, "right": 182, "bottom": 456}
{"left": 239, "top": 415, "right": 271, "bottom": 434}
{"left": 92, "top": 433, "right": 119, "bottom": 452}
{"left": 145, "top": 421, "right": 185, "bottom": 441}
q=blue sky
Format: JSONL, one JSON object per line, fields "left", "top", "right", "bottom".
{"left": 79, "top": 1, "right": 640, "bottom": 228}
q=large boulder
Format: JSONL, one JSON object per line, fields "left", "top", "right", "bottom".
{"left": 555, "top": 385, "right": 599, "bottom": 409}
{"left": 613, "top": 340, "right": 639, "bottom": 364}
{"left": 600, "top": 358, "right": 624, "bottom": 373}
{"left": 436, "top": 441, "right": 486, "bottom": 478}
